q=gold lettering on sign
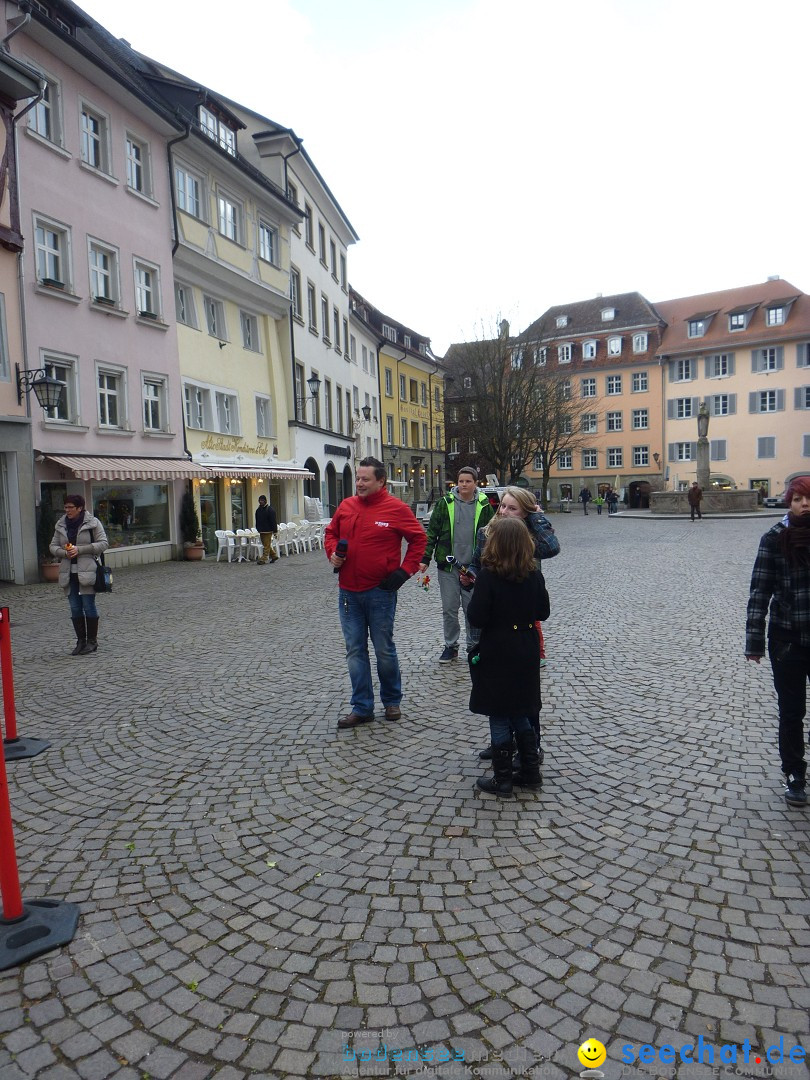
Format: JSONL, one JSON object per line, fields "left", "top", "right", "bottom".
{"left": 200, "top": 435, "right": 270, "bottom": 456}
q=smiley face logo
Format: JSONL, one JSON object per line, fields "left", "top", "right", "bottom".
{"left": 577, "top": 1039, "right": 607, "bottom": 1069}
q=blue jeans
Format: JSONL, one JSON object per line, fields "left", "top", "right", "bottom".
{"left": 339, "top": 587, "right": 401, "bottom": 715}
{"left": 68, "top": 574, "right": 98, "bottom": 618}
{"left": 489, "top": 714, "right": 531, "bottom": 748}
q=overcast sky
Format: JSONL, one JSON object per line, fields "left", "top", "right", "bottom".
{"left": 76, "top": 0, "right": 810, "bottom": 354}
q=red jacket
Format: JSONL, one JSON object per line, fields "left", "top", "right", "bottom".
{"left": 325, "top": 487, "right": 427, "bottom": 592}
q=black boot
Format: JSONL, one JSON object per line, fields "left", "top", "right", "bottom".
{"left": 513, "top": 730, "right": 542, "bottom": 789}
{"left": 70, "top": 617, "right": 86, "bottom": 656}
{"left": 79, "top": 616, "right": 99, "bottom": 654}
{"left": 476, "top": 746, "right": 514, "bottom": 798}
{"left": 479, "top": 734, "right": 518, "bottom": 761}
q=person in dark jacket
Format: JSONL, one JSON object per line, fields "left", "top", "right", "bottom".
{"left": 745, "top": 475, "right": 810, "bottom": 806}
{"left": 687, "top": 481, "right": 703, "bottom": 521}
{"left": 468, "top": 517, "right": 548, "bottom": 799}
{"left": 255, "top": 495, "right": 279, "bottom": 563}
{"left": 579, "top": 487, "right": 591, "bottom": 514}
{"left": 49, "top": 494, "right": 109, "bottom": 655}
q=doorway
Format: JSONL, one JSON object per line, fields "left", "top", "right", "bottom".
{"left": 199, "top": 484, "right": 220, "bottom": 555}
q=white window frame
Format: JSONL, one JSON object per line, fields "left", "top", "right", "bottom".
{"left": 175, "top": 163, "right": 204, "bottom": 219}
{"left": 215, "top": 390, "right": 240, "bottom": 435}
{"left": 581, "top": 377, "right": 596, "bottom": 398}
{"left": 385, "top": 368, "right": 393, "bottom": 396}
{"left": 558, "top": 450, "right": 572, "bottom": 469}
{"left": 29, "top": 73, "right": 62, "bottom": 146}
{"left": 142, "top": 373, "right": 168, "bottom": 433}
{"left": 399, "top": 374, "right": 407, "bottom": 401}
{"left": 606, "top": 410, "right": 623, "bottom": 432}
{"left": 203, "top": 295, "right": 227, "bottom": 340}
{"left": 174, "top": 282, "right": 197, "bottom": 328}
{"left": 606, "top": 374, "right": 622, "bottom": 395}
{"left": 632, "top": 408, "right": 649, "bottom": 430}
{"left": 96, "top": 363, "right": 127, "bottom": 429}
{"left": 184, "top": 382, "right": 211, "bottom": 430}
{"left": 687, "top": 319, "right": 705, "bottom": 339}
{"left": 240, "top": 310, "right": 260, "bottom": 352}
{"left": 88, "top": 238, "right": 119, "bottom": 304}
{"left": 582, "top": 340, "right": 597, "bottom": 360}
{"left": 632, "top": 333, "right": 648, "bottom": 353}
{"left": 80, "top": 102, "right": 110, "bottom": 173}
{"left": 125, "top": 133, "right": 151, "bottom": 196}
{"left": 675, "top": 442, "right": 692, "bottom": 461}
{"left": 321, "top": 295, "right": 330, "bottom": 342}
{"left": 676, "top": 398, "right": 694, "bottom": 419}
{"left": 632, "top": 371, "right": 648, "bottom": 393}
{"left": 767, "top": 307, "right": 785, "bottom": 327}
{"left": 217, "top": 191, "right": 242, "bottom": 244}
{"left": 633, "top": 445, "right": 649, "bottom": 467}
{"left": 198, "top": 105, "right": 236, "bottom": 156}
{"left": 558, "top": 343, "right": 572, "bottom": 363}
{"left": 607, "top": 448, "right": 623, "bottom": 468}
{"left": 290, "top": 267, "right": 302, "bottom": 320}
{"left": 674, "top": 359, "right": 694, "bottom": 382}
{"left": 582, "top": 413, "right": 597, "bottom": 434}
{"left": 759, "top": 389, "right": 777, "bottom": 413}
{"left": 307, "top": 282, "right": 317, "bottom": 332}
{"left": 34, "top": 214, "right": 71, "bottom": 289}
{"left": 134, "top": 259, "right": 160, "bottom": 319}
{"left": 386, "top": 415, "right": 394, "bottom": 443}
{"left": 383, "top": 324, "right": 398, "bottom": 343}
{"left": 41, "top": 351, "right": 77, "bottom": 422}
{"left": 255, "top": 395, "right": 273, "bottom": 438}
{"left": 607, "top": 336, "right": 622, "bottom": 356}
{"left": 258, "top": 220, "right": 277, "bottom": 265}
{"left": 401, "top": 417, "right": 408, "bottom": 446}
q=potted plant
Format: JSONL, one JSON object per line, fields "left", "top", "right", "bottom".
{"left": 179, "top": 491, "right": 204, "bottom": 560}
{"left": 37, "top": 501, "right": 60, "bottom": 582}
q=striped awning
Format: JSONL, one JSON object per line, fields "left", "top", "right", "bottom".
{"left": 199, "top": 464, "right": 315, "bottom": 480}
{"left": 46, "top": 455, "right": 209, "bottom": 481}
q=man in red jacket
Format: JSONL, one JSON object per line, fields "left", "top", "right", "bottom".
{"left": 326, "top": 457, "right": 426, "bottom": 728}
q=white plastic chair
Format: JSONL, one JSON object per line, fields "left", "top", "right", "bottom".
{"left": 284, "top": 522, "right": 302, "bottom": 554}
{"left": 215, "top": 530, "right": 235, "bottom": 563}
{"left": 247, "top": 528, "right": 263, "bottom": 561}
{"left": 295, "top": 521, "right": 314, "bottom": 553}
{"left": 276, "top": 522, "right": 293, "bottom": 557}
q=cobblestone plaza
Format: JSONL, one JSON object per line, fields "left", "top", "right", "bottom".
{"left": 1, "top": 511, "right": 808, "bottom": 1079}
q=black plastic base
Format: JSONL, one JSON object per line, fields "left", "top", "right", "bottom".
{"left": 0, "top": 899, "right": 79, "bottom": 970}
{"left": 3, "top": 737, "right": 51, "bottom": 761}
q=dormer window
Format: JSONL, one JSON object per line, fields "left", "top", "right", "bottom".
{"left": 558, "top": 343, "right": 572, "bottom": 363}
{"left": 607, "top": 336, "right": 622, "bottom": 356}
{"left": 582, "top": 340, "right": 597, "bottom": 360}
{"left": 198, "top": 105, "right": 236, "bottom": 156}
{"left": 729, "top": 312, "right": 747, "bottom": 331}
{"left": 556, "top": 315, "right": 568, "bottom": 328}
{"left": 382, "top": 323, "right": 397, "bottom": 342}
{"left": 601, "top": 307, "right": 615, "bottom": 321}
{"left": 767, "top": 306, "right": 785, "bottom": 326}
{"left": 632, "top": 332, "right": 648, "bottom": 353}
{"left": 688, "top": 319, "right": 705, "bottom": 338}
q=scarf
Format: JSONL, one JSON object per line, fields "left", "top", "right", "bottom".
{"left": 64, "top": 511, "right": 87, "bottom": 556}
{"left": 779, "top": 512, "right": 810, "bottom": 568}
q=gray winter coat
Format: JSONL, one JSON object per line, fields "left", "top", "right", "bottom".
{"left": 50, "top": 512, "right": 109, "bottom": 593}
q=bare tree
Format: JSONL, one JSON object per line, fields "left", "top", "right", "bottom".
{"left": 445, "top": 321, "right": 599, "bottom": 487}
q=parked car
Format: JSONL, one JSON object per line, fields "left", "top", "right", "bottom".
{"left": 763, "top": 492, "right": 786, "bottom": 508}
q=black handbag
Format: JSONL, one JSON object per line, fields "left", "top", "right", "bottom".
{"left": 93, "top": 554, "right": 112, "bottom": 593}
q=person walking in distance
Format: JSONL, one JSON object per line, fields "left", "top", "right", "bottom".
{"left": 326, "top": 457, "right": 426, "bottom": 729}
{"left": 745, "top": 475, "right": 810, "bottom": 807}
{"left": 419, "top": 467, "right": 494, "bottom": 663}
{"left": 688, "top": 481, "right": 703, "bottom": 521}
{"left": 579, "top": 487, "right": 591, "bottom": 515}
{"left": 255, "top": 495, "right": 279, "bottom": 564}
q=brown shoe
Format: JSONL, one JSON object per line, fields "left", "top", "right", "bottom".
{"left": 337, "top": 712, "right": 374, "bottom": 729}
{"left": 384, "top": 705, "right": 401, "bottom": 721}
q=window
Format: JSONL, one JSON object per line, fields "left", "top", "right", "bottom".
{"left": 324, "top": 379, "right": 332, "bottom": 429}
{"left": 217, "top": 194, "right": 241, "bottom": 243}
{"left": 400, "top": 418, "right": 408, "bottom": 446}
{"left": 307, "top": 282, "right": 317, "bottom": 332}
{"left": 97, "top": 368, "right": 124, "bottom": 428}
{"left": 215, "top": 391, "right": 238, "bottom": 434}
{"left": 333, "top": 309, "right": 341, "bottom": 351}
{"left": 556, "top": 315, "right": 568, "bottom": 328}
{"left": 386, "top": 415, "right": 394, "bottom": 443}
{"left": 321, "top": 296, "right": 330, "bottom": 341}
{"left": 608, "top": 448, "right": 623, "bottom": 468}
{"left": 175, "top": 165, "right": 203, "bottom": 219}
{"left": 795, "top": 387, "right": 810, "bottom": 410}
{"left": 204, "top": 295, "right": 226, "bottom": 339}
{"left": 707, "top": 353, "right": 734, "bottom": 378}
{"left": 449, "top": 437, "right": 460, "bottom": 454}
{"left": 0, "top": 295, "right": 8, "bottom": 381}
{"left": 511, "top": 348, "right": 523, "bottom": 369}
{"left": 435, "top": 425, "right": 442, "bottom": 450}
{"left": 632, "top": 333, "right": 648, "bottom": 353}
{"left": 142, "top": 376, "right": 167, "bottom": 432}
{"left": 344, "top": 319, "right": 350, "bottom": 357}
{"left": 767, "top": 306, "right": 785, "bottom": 326}
{"left": 632, "top": 371, "right": 648, "bottom": 393}
{"left": 125, "top": 135, "right": 151, "bottom": 195}
{"left": 88, "top": 240, "right": 118, "bottom": 303}
{"left": 582, "top": 450, "right": 597, "bottom": 469}
{"left": 752, "top": 347, "right": 783, "bottom": 373}
{"left": 42, "top": 354, "right": 75, "bottom": 421}
{"left": 469, "top": 437, "right": 477, "bottom": 453}
{"left": 561, "top": 379, "right": 571, "bottom": 401}
{"left": 632, "top": 408, "right": 648, "bottom": 429}
{"left": 469, "top": 404, "right": 478, "bottom": 421}
{"left": 318, "top": 222, "right": 326, "bottom": 265}
{"left": 134, "top": 261, "right": 159, "bottom": 318}
{"left": 582, "top": 340, "right": 597, "bottom": 360}
{"left": 422, "top": 423, "right": 428, "bottom": 449}
{"left": 329, "top": 239, "right": 337, "bottom": 279}
{"left": 633, "top": 446, "right": 649, "bottom": 467}
{"left": 676, "top": 398, "right": 694, "bottom": 419}
{"left": 673, "top": 358, "right": 695, "bottom": 382}
{"left": 606, "top": 375, "right": 622, "bottom": 395}
{"left": 175, "top": 283, "right": 197, "bottom": 327}
{"left": 399, "top": 374, "right": 406, "bottom": 401}
{"left": 558, "top": 343, "right": 572, "bottom": 363}
{"left": 290, "top": 268, "right": 302, "bottom": 320}
{"left": 434, "top": 386, "right": 440, "bottom": 410}
{"left": 673, "top": 443, "right": 693, "bottom": 461}
{"left": 607, "top": 336, "right": 622, "bottom": 356}
{"left": 601, "top": 308, "right": 615, "bottom": 321}
{"left": 287, "top": 181, "right": 298, "bottom": 207}
{"left": 29, "top": 76, "right": 61, "bottom": 144}
{"left": 729, "top": 311, "right": 749, "bottom": 331}
{"left": 255, "top": 395, "right": 272, "bottom": 438}
{"left": 304, "top": 203, "right": 313, "bottom": 249}
{"left": 558, "top": 450, "right": 572, "bottom": 469}
{"left": 797, "top": 344, "right": 810, "bottom": 368}
{"left": 80, "top": 104, "right": 109, "bottom": 171}
{"left": 463, "top": 376, "right": 472, "bottom": 389}
{"left": 757, "top": 436, "right": 775, "bottom": 459}
{"left": 421, "top": 383, "right": 427, "bottom": 407}
{"left": 581, "top": 377, "right": 596, "bottom": 397}
{"left": 336, "top": 386, "right": 344, "bottom": 433}
{"left": 384, "top": 369, "right": 393, "bottom": 396}
{"left": 710, "top": 439, "right": 727, "bottom": 461}
{"left": 340, "top": 254, "right": 347, "bottom": 290}
{"left": 361, "top": 344, "right": 368, "bottom": 372}
{"left": 259, "top": 221, "right": 277, "bottom": 264}
{"left": 561, "top": 417, "right": 572, "bottom": 435}
{"left": 582, "top": 413, "right": 597, "bottom": 434}
{"left": 710, "top": 394, "right": 736, "bottom": 416}
{"left": 34, "top": 216, "right": 69, "bottom": 287}
{"left": 409, "top": 378, "right": 419, "bottom": 404}
{"left": 349, "top": 333, "right": 357, "bottom": 363}
{"left": 449, "top": 405, "right": 459, "bottom": 422}
{"left": 606, "top": 410, "right": 623, "bottom": 431}
{"left": 535, "top": 347, "right": 547, "bottom": 366}
{"left": 198, "top": 106, "right": 236, "bottom": 155}
{"left": 751, "top": 389, "right": 783, "bottom": 413}
{"left": 383, "top": 324, "right": 398, "bottom": 343}
{"left": 240, "top": 311, "right": 259, "bottom": 351}
{"left": 687, "top": 319, "right": 705, "bottom": 338}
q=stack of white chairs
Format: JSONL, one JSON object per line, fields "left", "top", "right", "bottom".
{"left": 235, "top": 529, "right": 251, "bottom": 562}
{"left": 214, "top": 530, "right": 235, "bottom": 563}
{"left": 246, "top": 527, "right": 263, "bottom": 561}
{"left": 284, "top": 522, "right": 302, "bottom": 553}
{"left": 296, "top": 521, "right": 314, "bottom": 553}
{"left": 276, "top": 522, "right": 293, "bottom": 557}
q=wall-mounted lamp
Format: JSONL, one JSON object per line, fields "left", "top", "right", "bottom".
{"left": 388, "top": 445, "right": 399, "bottom": 461}
{"left": 15, "top": 364, "right": 65, "bottom": 409}
{"left": 296, "top": 374, "right": 322, "bottom": 419}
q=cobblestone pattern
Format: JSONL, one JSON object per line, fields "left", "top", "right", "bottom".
{"left": 0, "top": 513, "right": 808, "bottom": 1079}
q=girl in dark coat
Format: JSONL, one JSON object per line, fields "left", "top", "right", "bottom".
{"left": 468, "top": 517, "right": 549, "bottom": 799}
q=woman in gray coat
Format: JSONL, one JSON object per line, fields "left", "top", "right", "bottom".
{"left": 50, "top": 494, "right": 109, "bottom": 655}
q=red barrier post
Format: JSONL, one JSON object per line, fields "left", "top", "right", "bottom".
{"left": 0, "top": 721, "right": 23, "bottom": 921}
{"left": 1, "top": 608, "right": 50, "bottom": 761}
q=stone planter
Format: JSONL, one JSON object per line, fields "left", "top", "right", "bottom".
{"left": 184, "top": 543, "right": 205, "bottom": 561}
{"left": 40, "top": 562, "right": 60, "bottom": 582}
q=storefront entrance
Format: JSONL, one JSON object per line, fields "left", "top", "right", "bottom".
{"left": 199, "top": 484, "right": 220, "bottom": 555}
{"left": 229, "top": 481, "right": 246, "bottom": 531}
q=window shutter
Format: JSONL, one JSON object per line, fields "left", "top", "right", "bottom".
{"left": 751, "top": 350, "right": 760, "bottom": 373}
{"left": 776, "top": 346, "right": 784, "bottom": 370}
{"left": 667, "top": 443, "right": 676, "bottom": 461}
{"left": 728, "top": 393, "right": 736, "bottom": 415}
{"left": 689, "top": 442, "right": 697, "bottom": 459}
{"left": 692, "top": 397, "right": 700, "bottom": 415}
{"left": 798, "top": 343, "right": 809, "bottom": 368}
{"left": 776, "top": 389, "right": 785, "bottom": 411}
{"left": 749, "top": 391, "right": 758, "bottom": 413}
{"left": 797, "top": 387, "right": 809, "bottom": 409}
{"left": 667, "top": 400, "right": 675, "bottom": 419}
{"left": 727, "top": 353, "right": 735, "bottom": 375}
{"left": 687, "top": 358, "right": 695, "bottom": 379}
{"left": 710, "top": 439, "right": 726, "bottom": 461}
{"left": 704, "top": 356, "right": 712, "bottom": 378}
{"left": 804, "top": 433, "right": 810, "bottom": 456}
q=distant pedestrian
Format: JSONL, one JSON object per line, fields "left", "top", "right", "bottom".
{"left": 50, "top": 494, "right": 109, "bottom": 656}
{"left": 579, "top": 487, "right": 591, "bottom": 515}
{"left": 688, "top": 481, "right": 703, "bottom": 521}
{"left": 606, "top": 489, "right": 619, "bottom": 515}
{"left": 594, "top": 494, "right": 605, "bottom": 515}
{"left": 255, "top": 495, "right": 279, "bottom": 563}
{"left": 745, "top": 475, "right": 810, "bottom": 806}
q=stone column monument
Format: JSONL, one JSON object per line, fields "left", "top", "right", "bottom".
{"left": 696, "top": 400, "right": 710, "bottom": 493}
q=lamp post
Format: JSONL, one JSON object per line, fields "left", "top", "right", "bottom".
{"left": 296, "top": 374, "right": 322, "bottom": 422}
{"left": 15, "top": 365, "right": 65, "bottom": 411}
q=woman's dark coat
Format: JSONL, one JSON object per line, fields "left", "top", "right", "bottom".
{"left": 467, "top": 567, "right": 548, "bottom": 717}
